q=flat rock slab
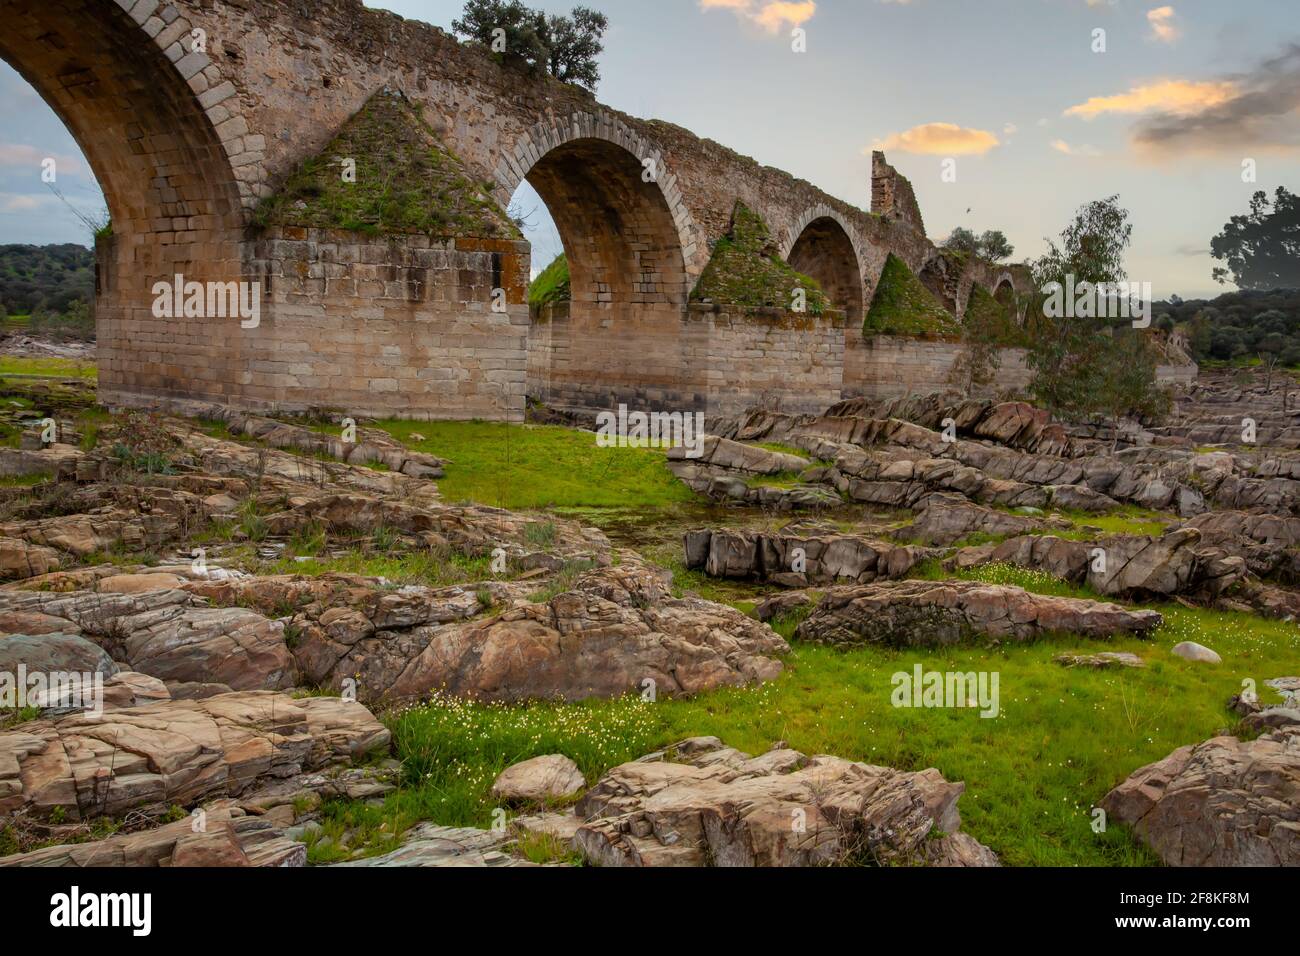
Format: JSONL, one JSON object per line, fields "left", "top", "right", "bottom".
{"left": 332, "top": 824, "right": 529, "bottom": 867}
{"left": 0, "top": 803, "right": 305, "bottom": 868}
{"left": 1054, "top": 652, "right": 1146, "bottom": 669}
{"left": 795, "top": 580, "right": 1162, "bottom": 648}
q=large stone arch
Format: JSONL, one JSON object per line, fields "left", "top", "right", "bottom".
{"left": 502, "top": 115, "right": 697, "bottom": 410}
{"left": 0, "top": 0, "right": 258, "bottom": 406}
{"left": 783, "top": 206, "right": 867, "bottom": 324}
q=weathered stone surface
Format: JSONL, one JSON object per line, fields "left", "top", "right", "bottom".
{"left": 1054, "top": 651, "right": 1146, "bottom": 670}
{"left": 568, "top": 737, "right": 996, "bottom": 867}
{"left": 384, "top": 563, "right": 788, "bottom": 703}
{"left": 0, "top": 802, "right": 306, "bottom": 868}
{"left": 491, "top": 755, "right": 586, "bottom": 805}
{"left": 0, "top": 537, "right": 62, "bottom": 581}
{"left": 0, "top": 631, "right": 118, "bottom": 681}
{"left": 1101, "top": 725, "right": 1300, "bottom": 866}
{"left": 685, "top": 527, "right": 928, "bottom": 587}
{"left": 332, "top": 823, "right": 528, "bottom": 868}
{"left": 900, "top": 493, "right": 1063, "bottom": 546}
{"left": 953, "top": 529, "right": 1248, "bottom": 599}
{"left": 0, "top": 691, "right": 390, "bottom": 821}
{"left": 795, "top": 581, "right": 1162, "bottom": 648}
{"left": 0, "top": 588, "right": 295, "bottom": 691}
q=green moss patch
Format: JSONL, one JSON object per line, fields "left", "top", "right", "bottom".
{"left": 691, "top": 202, "right": 828, "bottom": 314}
{"left": 865, "top": 254, "right": 959, "bottom": 336}
{"left": 528, "top": 254, "right": 570, "bottom": 308}
{"left": 963, "top": 284, "right": 1028, "bottom": 347}
{"left": 253, "top": 90, "right": 518, "bottom": 239}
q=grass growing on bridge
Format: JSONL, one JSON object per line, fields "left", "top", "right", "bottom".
{"left": 691, "top": 201, "right": 829, "bottom": 314}
{"left": 252, "top": 89, "right": 518, "bottom": 239}
{"left": 865, "top": 253, "right": 961, "bottom": 336}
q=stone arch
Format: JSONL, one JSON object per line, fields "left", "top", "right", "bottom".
{"left": 1, "top": 0, "right": 257, "bottom": 404}
{"left": 992, "top": 274, "right": 1025, "bottom": 325}
{"left": 782, "top": 206, "right": 867, "bottom": 323}
{"left": 495, "top": 111, "right": 700, "bottom": 291}
{"left": 918, "top": 256, "right": 959, "bottom": 316}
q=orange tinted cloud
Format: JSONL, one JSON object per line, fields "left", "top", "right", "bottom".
{"left": 1064, "top": 79, "right": 1238, "bottom": 119}
{"left": 869, "top": 122, "right": 1000, "bottom": 155}
{"left": 1147, "top": 6, "right": 1179, "bottom": 44}
{"left": 701, "top": 0, "right": 816, "bottom": 33}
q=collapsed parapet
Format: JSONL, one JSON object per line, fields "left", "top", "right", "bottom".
{"left": 871, "top": 151, "right": 926, "bottom": 235}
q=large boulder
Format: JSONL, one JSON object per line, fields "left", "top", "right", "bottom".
{"left": 1101, "top": 725, "right": 1300, "bottom": 866}
{"left": 491, "top": 755, "right": 586, "bottom": 805}
{"left": 0, "top": 691, "right": 390, "bottom": 821}
{"left": 565, "top": 738, "right": 996, "bottom": 867}
{"left": 796, "top": 580, "right": 1162, "bottom": 648}
{"left": 685, "top": 527, "right": 927, "bottom": 587}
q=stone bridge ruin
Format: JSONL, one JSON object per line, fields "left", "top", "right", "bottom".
{"left": 1, "top": 0, "right": 1036, "bottom": 421}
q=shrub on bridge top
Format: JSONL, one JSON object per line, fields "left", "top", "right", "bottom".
{"left": 251, "top": 90, "right": 519, "bottom": 240}
{"left": 865, "top": 254, "right": 960, "bottom": 337}
{"left": 690, "top": 202, "right": 828, "bottom": 315}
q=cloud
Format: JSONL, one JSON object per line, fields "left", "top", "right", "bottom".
{"left": 701, "top": 0, "right": 816, "bottom": 33}
{"left": 1050, "top": 139, "right": 1102, "bottom": 157}
{"left": 1131, "top": 45, "right": 1300, "bottom": 155}
{"left": 0, "top": 193, "right": 43, "bottom": 212}
{"left": 1064, "top": 79, "right": 1238, "bottom": 119}
{"left": 0, "top": 143, "right": 82, "bottom": 174}
{"left": 869, "top": 122, "right": 1000, "bottom": 155}
{"left": 1147, "top": 6, "right": 1179, "bottom": 44}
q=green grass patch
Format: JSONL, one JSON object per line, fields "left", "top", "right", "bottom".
{"left": 371, "top": 420, "right": 697, "bottom": 510}
{"left": 0, "top": 356, "right": 96, "bottom": 381}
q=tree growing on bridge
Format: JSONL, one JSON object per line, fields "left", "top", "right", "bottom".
{"left": 942, "top": 227, "right": 1014, "bottom": 262}
{"left": 453, "top": 0, "right": 609, "bottom": 92}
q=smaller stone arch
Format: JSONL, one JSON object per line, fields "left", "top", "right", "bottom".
{"left": 780, "top": 205, "right": 868, "bottom": 280}
{"left": 493, "top": 110, "right": 703, "bottom": 274}
{"left": 992, "top": 273, "right": 1026, "bottom": 326}
{"left": 783, "top": 206, "right": 868, "bottom": 323}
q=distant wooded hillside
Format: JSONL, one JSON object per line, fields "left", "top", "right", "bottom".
{"left": 0, "top": 243, "right": 94, "bottom": 316}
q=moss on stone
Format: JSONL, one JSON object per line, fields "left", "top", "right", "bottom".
{"left": 528, "top": 254, "right": 570, "bottom": 308}
{"left": 865, "top": 254, "right": 959, "bottom": 336}
{"left": 253, "top": 90, "right": 519, "bottom": 239}
{"left": 964, "top": 284, "right": 1029, "bottom": 347}
{"left": 691, "top": 202, "right": 828, "bottom": 314}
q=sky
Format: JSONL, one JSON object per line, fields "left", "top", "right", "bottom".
{"left": 1, "top": 0, "right": 1298, "bottom": 297}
